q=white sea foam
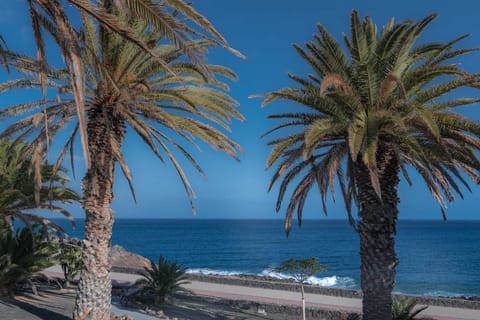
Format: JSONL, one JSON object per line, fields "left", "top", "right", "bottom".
{"left": 187, "top": 268, "right": 245, "bottom": 276}
{"left": 260, "top": 270, "right": 356, "bottom": 288}
{"left": 260, "top": 270, "right": 291, "bottom": 280}
{"left": 187, "top": 268, "right": 356, "bottom": 288}
{"left": 306, "top": 275, "right": 339, "bottom": 286}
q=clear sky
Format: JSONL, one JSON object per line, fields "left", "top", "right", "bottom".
{"left": 0, "top": 0, "right": 479, "bottom": 220}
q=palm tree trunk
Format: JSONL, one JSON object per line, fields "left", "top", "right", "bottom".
{"left": 73, "top": 210, "right": 113, "bottom": 320}
{"left": 355, "top": 146, "right": 400, "bottom": 320}
{"left": 73, "top": 105, "right": 124, "bottom": 320}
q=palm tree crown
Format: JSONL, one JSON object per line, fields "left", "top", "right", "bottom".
{"left": 262, "top": 11, "right": 480, "bottom": 233}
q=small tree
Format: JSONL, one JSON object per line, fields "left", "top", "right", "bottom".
{"left": 274, "top": 257, "right": 327, "bottom": 320}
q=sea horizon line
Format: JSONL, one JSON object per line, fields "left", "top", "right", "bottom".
{"left": 50, "top": 217, "right": 480, "bottom": 222}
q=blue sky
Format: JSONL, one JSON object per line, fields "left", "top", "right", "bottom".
{"left": 0, "top": 1, "right": 479, "bottom": 220}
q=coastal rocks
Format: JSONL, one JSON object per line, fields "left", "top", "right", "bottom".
{"left": 109, "top": 245, "right": 152, "bottom": 273}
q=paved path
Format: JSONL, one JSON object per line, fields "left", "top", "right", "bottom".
{"left": 41, "top": 266, "right": 480, "bottom": 320}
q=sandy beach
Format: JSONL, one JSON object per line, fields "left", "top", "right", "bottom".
{"left": 1, "top": 266, "right": 478, "bottom": 320}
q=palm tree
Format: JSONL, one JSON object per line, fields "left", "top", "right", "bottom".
{"left": 260, "top": 11, "right": 480, "bottom": 320}
{"left": 0, "top": 140, "right": 79, "bottom": 232}
{"left": 0, "top": 13, "right": 244, "bottom": 320}
{"left": 133, "top": 256, "right": 189, "bottom": 306}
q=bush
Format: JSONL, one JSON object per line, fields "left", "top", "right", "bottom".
{"left": 336, "top": 297, "right": 432, "bottom": 320}
{"left": 59, "top": 239, "right": 82, "bottom": 285}
{"left": 392, "top": 296, "right": 432, "bottom": 320}
{"left": 133, "top": 256, "right": 189, "bottom": 306}
{"left": 0, "top": 222, "right": 58, "bottom": 296}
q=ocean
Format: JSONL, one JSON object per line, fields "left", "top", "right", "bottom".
{"left": 55, "top": 219, "right": 480, "bottom": 298}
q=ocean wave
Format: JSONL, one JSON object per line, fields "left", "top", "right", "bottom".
{"left": 187, "top": 268, "right": 356, "bottom": 288}
{"left": 260, "top": 270, "right": 356, "bottom": 288}
{"left": 186, "top": 268, "right": 245, "bottom": 276}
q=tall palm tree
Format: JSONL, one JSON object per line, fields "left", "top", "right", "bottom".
{"left": 0, "top": 140, "right": 79, "bottom": 232}
{"left": 260, "top": 11, "right": 480, "bottom": 320}
{"left": 0, "top": 13, "right": 244, "bottom": 320}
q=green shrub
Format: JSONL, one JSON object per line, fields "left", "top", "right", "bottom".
{"left": 0, "top": 222, "right": 58, "bottom": 296}
{"left": 133, "top": 256, "right": 189, "bottom": 306}
{"left": 392, "top": 296, "right": 432, "bottom": 320}
{"left": 336, "top": 297, "right": 432, "bottom": 320}
{"left": 59, "top": 239, "right": 82, "bottom": 285}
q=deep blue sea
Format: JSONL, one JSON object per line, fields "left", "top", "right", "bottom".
{"left": 54, "top": 219, "right": 480, "bottom": 297}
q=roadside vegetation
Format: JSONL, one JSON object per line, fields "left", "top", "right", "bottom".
{"left": 0, "top": 221, "right": 58, "bottom": 297}
{"left": 392, "top": 297, "right": 433, "bottom": 320}
{"left": 59, "top": 238, "right": 83, "bottom": 286}
{"left": 0, "top": 139, "right": 79, "bottom": 297}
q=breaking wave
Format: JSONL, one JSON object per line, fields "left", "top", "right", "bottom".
{"left": 187, "top": 268, "right": 356, "bottom": 288}
{"left": 260, "top": 270, "right": 356, "bottom": 288}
